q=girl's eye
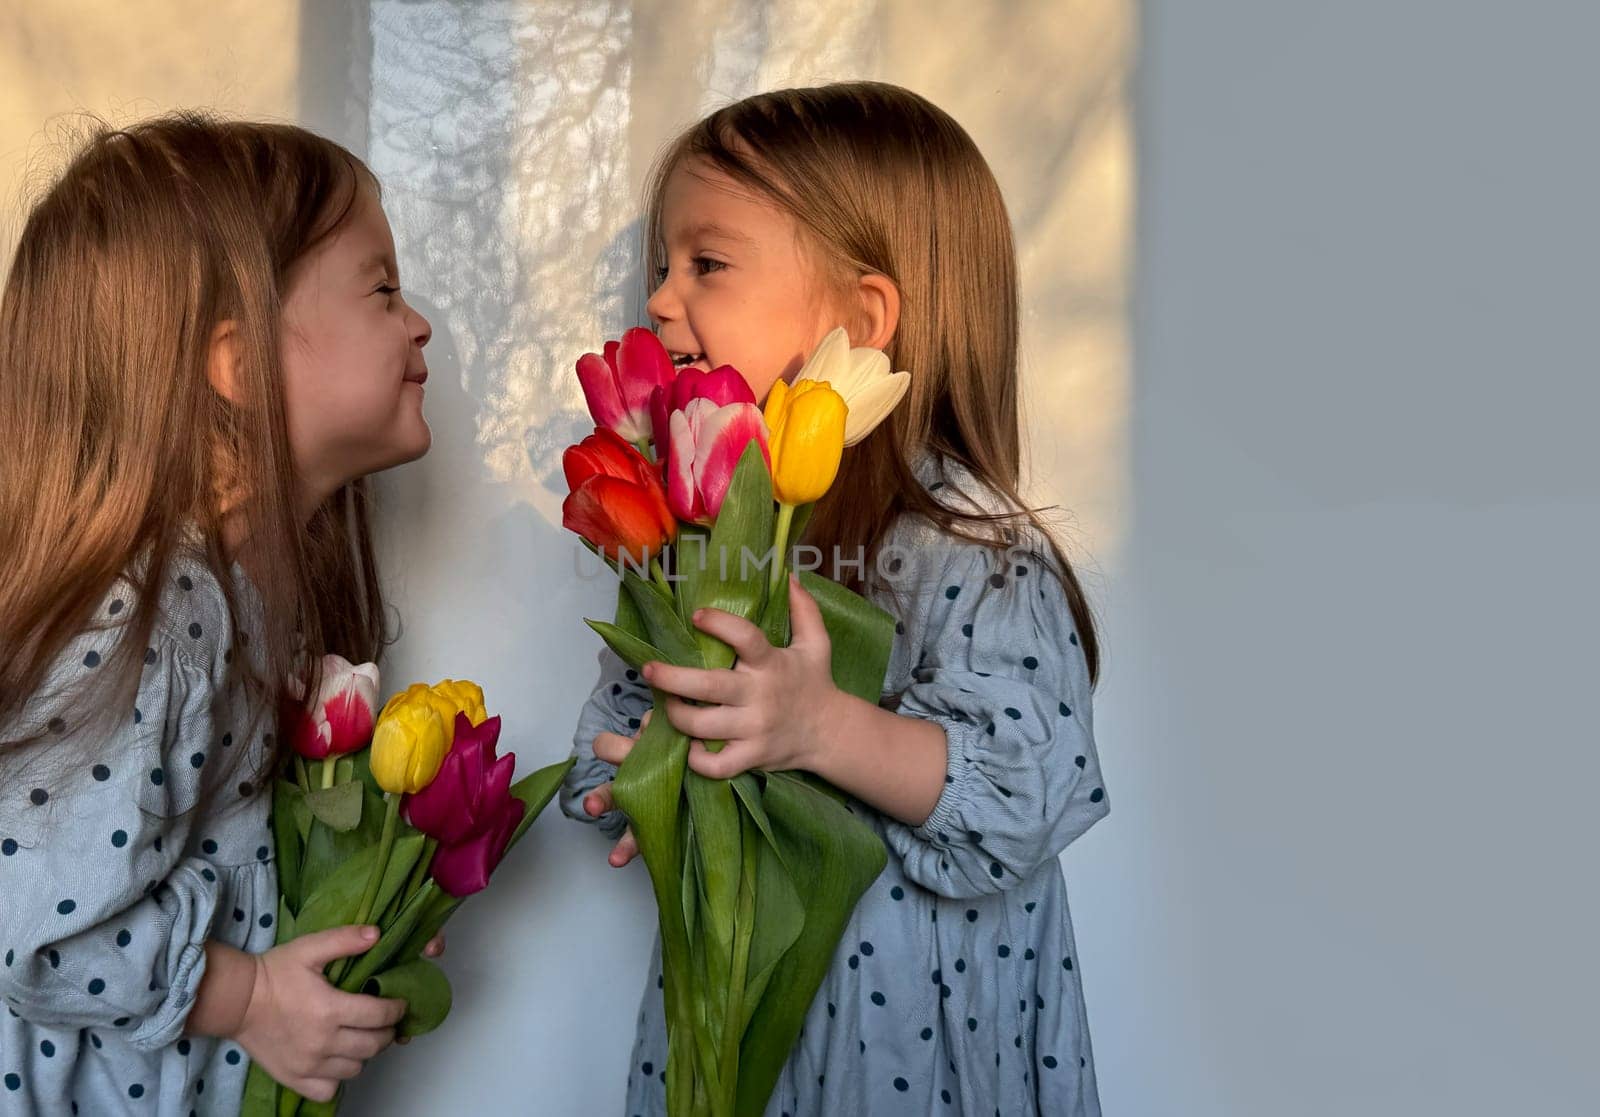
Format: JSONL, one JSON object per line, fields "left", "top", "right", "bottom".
{"left": 652, "top": 266, "right": 670, "bottom": 286}
{"left": 692, "top": 256, "right": 726, "bottom": 277}
{"left": 375, "top": 284, "right": 400, "bottom": 297}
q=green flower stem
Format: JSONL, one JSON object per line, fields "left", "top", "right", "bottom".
{"left": 719, "top": 815, "right": 760, "bottom": 1113}
{"left": 402, "top": 836, "right": 438, "bottom": 903}
{"left": 320, "top": 755, "right": 336, "bottom": 790}
{"left": 328, "top": 792, "right": 400, "bottom": 985}
{"left": 294, "top": 756, "right": 309, "bottom": 791}
{"left": 651, "top": 556, "right": 673, "bottom": 596}
{"left": 768, "top": 502, "right": 797, "bottom": 601}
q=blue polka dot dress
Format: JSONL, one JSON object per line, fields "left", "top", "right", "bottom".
{"left": 562, "top": 457, "right": 1110, "bottom": 1116}
{"left": 0, "top": 552, "right": 277, "bottom": 1115}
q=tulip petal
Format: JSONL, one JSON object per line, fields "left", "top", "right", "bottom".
{"left": 576, "top": 352, "right": 632, "bottom": 436}
{"left": 841, "top": 371, "right": 910, "bottom": 446}
{"left": 793, "top": 327, "right": 850, "bottom": 386}
{"left": 692, "top": 401, "right": 770, "bottom": 521}
{"left": 840, "top": 346, "right": 892, "bottom": 398}
{"left": 564, "top": 475, "right": 674, "bottom": 565}
{"left": 430, "top": 797, "right": 526, "bottom": 898}
{"left": 666, "top": 408, "right": 705, "bottom": 524}
{"left": 771, "top": 383, "right": 846, "bottom": 504}
{"left": 322, "top": 689, "right": 375, "bottom": 755}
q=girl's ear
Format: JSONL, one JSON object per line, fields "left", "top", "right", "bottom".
{"left": 206, "top": 321, "right": 244, "bottom": 404}
{"left": 852, "top": 273, "right": 901, "bottom": 351}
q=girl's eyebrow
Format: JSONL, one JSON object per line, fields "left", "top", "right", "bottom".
{"left": 355, "top": 251, "right": 397, "bottom": 278}
{"left": 675, "top": 220, "right": 755, "bottom": 248}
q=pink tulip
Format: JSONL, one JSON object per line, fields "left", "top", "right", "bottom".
{"left": 649, "top": 365, "right": 757, "bottom": 461}
{"left": 665, "top": 397, "right": 770, "bottom": 526}
{"left": 575, "top": 327, "right": 677, "bottom": 444}
{"left": 289, "top": 655, "right": 380, "bottom": 761}
{"left": 404, "top": 713, "right": 526, "bottom": 897}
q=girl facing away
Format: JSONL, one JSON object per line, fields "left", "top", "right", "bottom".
{"left": 0, "top": 115, "right": 438, "bottom": 1113}
{"left": 564, "top": 82, "right": 1110, "bottom": 1116}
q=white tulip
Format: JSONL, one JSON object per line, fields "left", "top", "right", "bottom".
{"left": 792, "top": 327, "right": 911, "bottom": 446}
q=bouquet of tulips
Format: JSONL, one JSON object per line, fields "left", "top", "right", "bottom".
{"left": 564, "top": 327, "right": 911, "bottom": 1116}
{"left": 242, "top": 662, "right": 573, "bottom": 1116}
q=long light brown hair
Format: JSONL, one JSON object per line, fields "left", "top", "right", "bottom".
{"left": 643, "top": 82, "right": 1101, "bottom": 683}
{"left": 0, "top": 114, "right": 390, "bottom": 776}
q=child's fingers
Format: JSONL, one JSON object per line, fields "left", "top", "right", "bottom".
{"left": 292, "top": 924, "right": 379, "bottom": 968}
{"left": 423, "top": 933, "right": 445, "bottom": 958}
{"left": 320, "top": 1056, "right": 364, "bottom": 1081}
{"left": 609, "top": 826, "right": 639, "bottom": 867}
{"left": 329, "top": 989, "right": 408, "bottom": 1030}
{"left": 689, "top": 607, "right": 774, "bottom": 663}
{"left": 593, "top": 729, "right": 636, "bottom": 765}
{"left": 299, "top": 1079, "right": 339, "bottom": 1103}
{"left": 663, "top": 696, "right": 743, "bottom": 743}
{"left": 583, "top": 781, "right": 615, "bottom": 818}
{"left": 644, "top": 661, "right": 743, "bottom": 705}
{"left": 332, "top": 1026, "right": 394, "bottom": 1061}
{"left": 787, "top": 573, "right": 829, "bottom": 649}
{"left": 686, "top": 738, "right": 758, "bottom": 780}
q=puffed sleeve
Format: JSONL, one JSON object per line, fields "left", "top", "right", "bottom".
{"left": 879, "top": 540, "right": 1109, "bottom": 899}
{"left": 560, "top": 646, "right": 652, "bottom": 841}
{"left": 0, "top": 637, "right": 227, "bottom": 1051}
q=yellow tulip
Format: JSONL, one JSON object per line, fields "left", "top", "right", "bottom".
{"left": 432, "top": 679, "right": 488, "bottom": 727}
{"left": 379, "top": 682, "right": 433, "bottom": 724}
{"left": 369, "top": 698, "right": 449, "bottom": 794}
{"left": 379, "top": 679, "right": 486, "bottom": 744}
{"left": 763, "top": 378, "right": 848, "bottom": 506}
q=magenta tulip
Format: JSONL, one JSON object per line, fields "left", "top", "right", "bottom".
{"left": 404, "top": 713, "right": 526, "bottom": 897}
{"left": 575, "top": 328, "right": 677, "bottom": 444}
{"left": 649, "top": 365, "right": 757, "bottom": 461}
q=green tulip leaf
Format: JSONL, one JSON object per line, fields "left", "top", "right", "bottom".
{"left": 586, "top": 619, "right": 668, "bottom": 674}
{"left": 304, "top": 780, "right": 364, "bottom": 833}
{"left": 675, "top": 444, "right": 775, "bottom": 667}
{"left": 735, "top": 771, "right": 886, "bottom": 1115}
{"left": 614, "top": 575, "right": 650, "bottom": 643}
{"left": 621, "top": 567, "right": 704, "bottom": 666}
{"left": 295, "top": 831, "right": 423, "bottom": 939}
{"left": 508, "top": 756, "right": 578, "bottom": 848}
{"left": 361, "top": 957, "right": 453, "bottom": 1038}
{"left": 798, "top": 570, "right": 895, "bottom": 704}
{"left": 271, "top": 780, "right": 306, "bottom": 912}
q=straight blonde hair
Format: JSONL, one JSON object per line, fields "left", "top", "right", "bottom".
{"left": 643, "top": 82, "right": 1100, "bottom": 682}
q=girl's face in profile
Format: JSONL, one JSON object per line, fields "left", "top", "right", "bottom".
{"left": 279, "top": 184, "right": 434, "bottom": 503}
{"left": 646, "top": 158, "right": 846, "bottom": 404}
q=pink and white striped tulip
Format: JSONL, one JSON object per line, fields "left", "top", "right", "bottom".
{"left": 665, "top": 397, "right": 770, "bottom": 526}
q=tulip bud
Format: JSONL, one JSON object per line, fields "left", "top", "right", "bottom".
{"left": 370, "top": 698, "right": 449, "bottom": 795}
{"left": 763, "top": 378, "right": 848, "bottom": 506}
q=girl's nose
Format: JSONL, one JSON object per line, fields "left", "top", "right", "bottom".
{"left": 645, "top": 275, "right": 677, "bottom": 326}
{"left": 411, "top": 306, "right": 433, "bottom": 348}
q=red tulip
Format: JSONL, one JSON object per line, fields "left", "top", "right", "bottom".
{"left": 562, "top": 428, "right": 678, "bottom": 565}
{"left": 649, "top": 365, "right": 757, "bottom": 461}
{"left": 575, "top": 327, "right": 677, "bottom": 444}
{"left": 665, "top": 397, "right": 770, "bottom": 526}
{"left": 404, "top": 713, "right": 527, "bottom": 898}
